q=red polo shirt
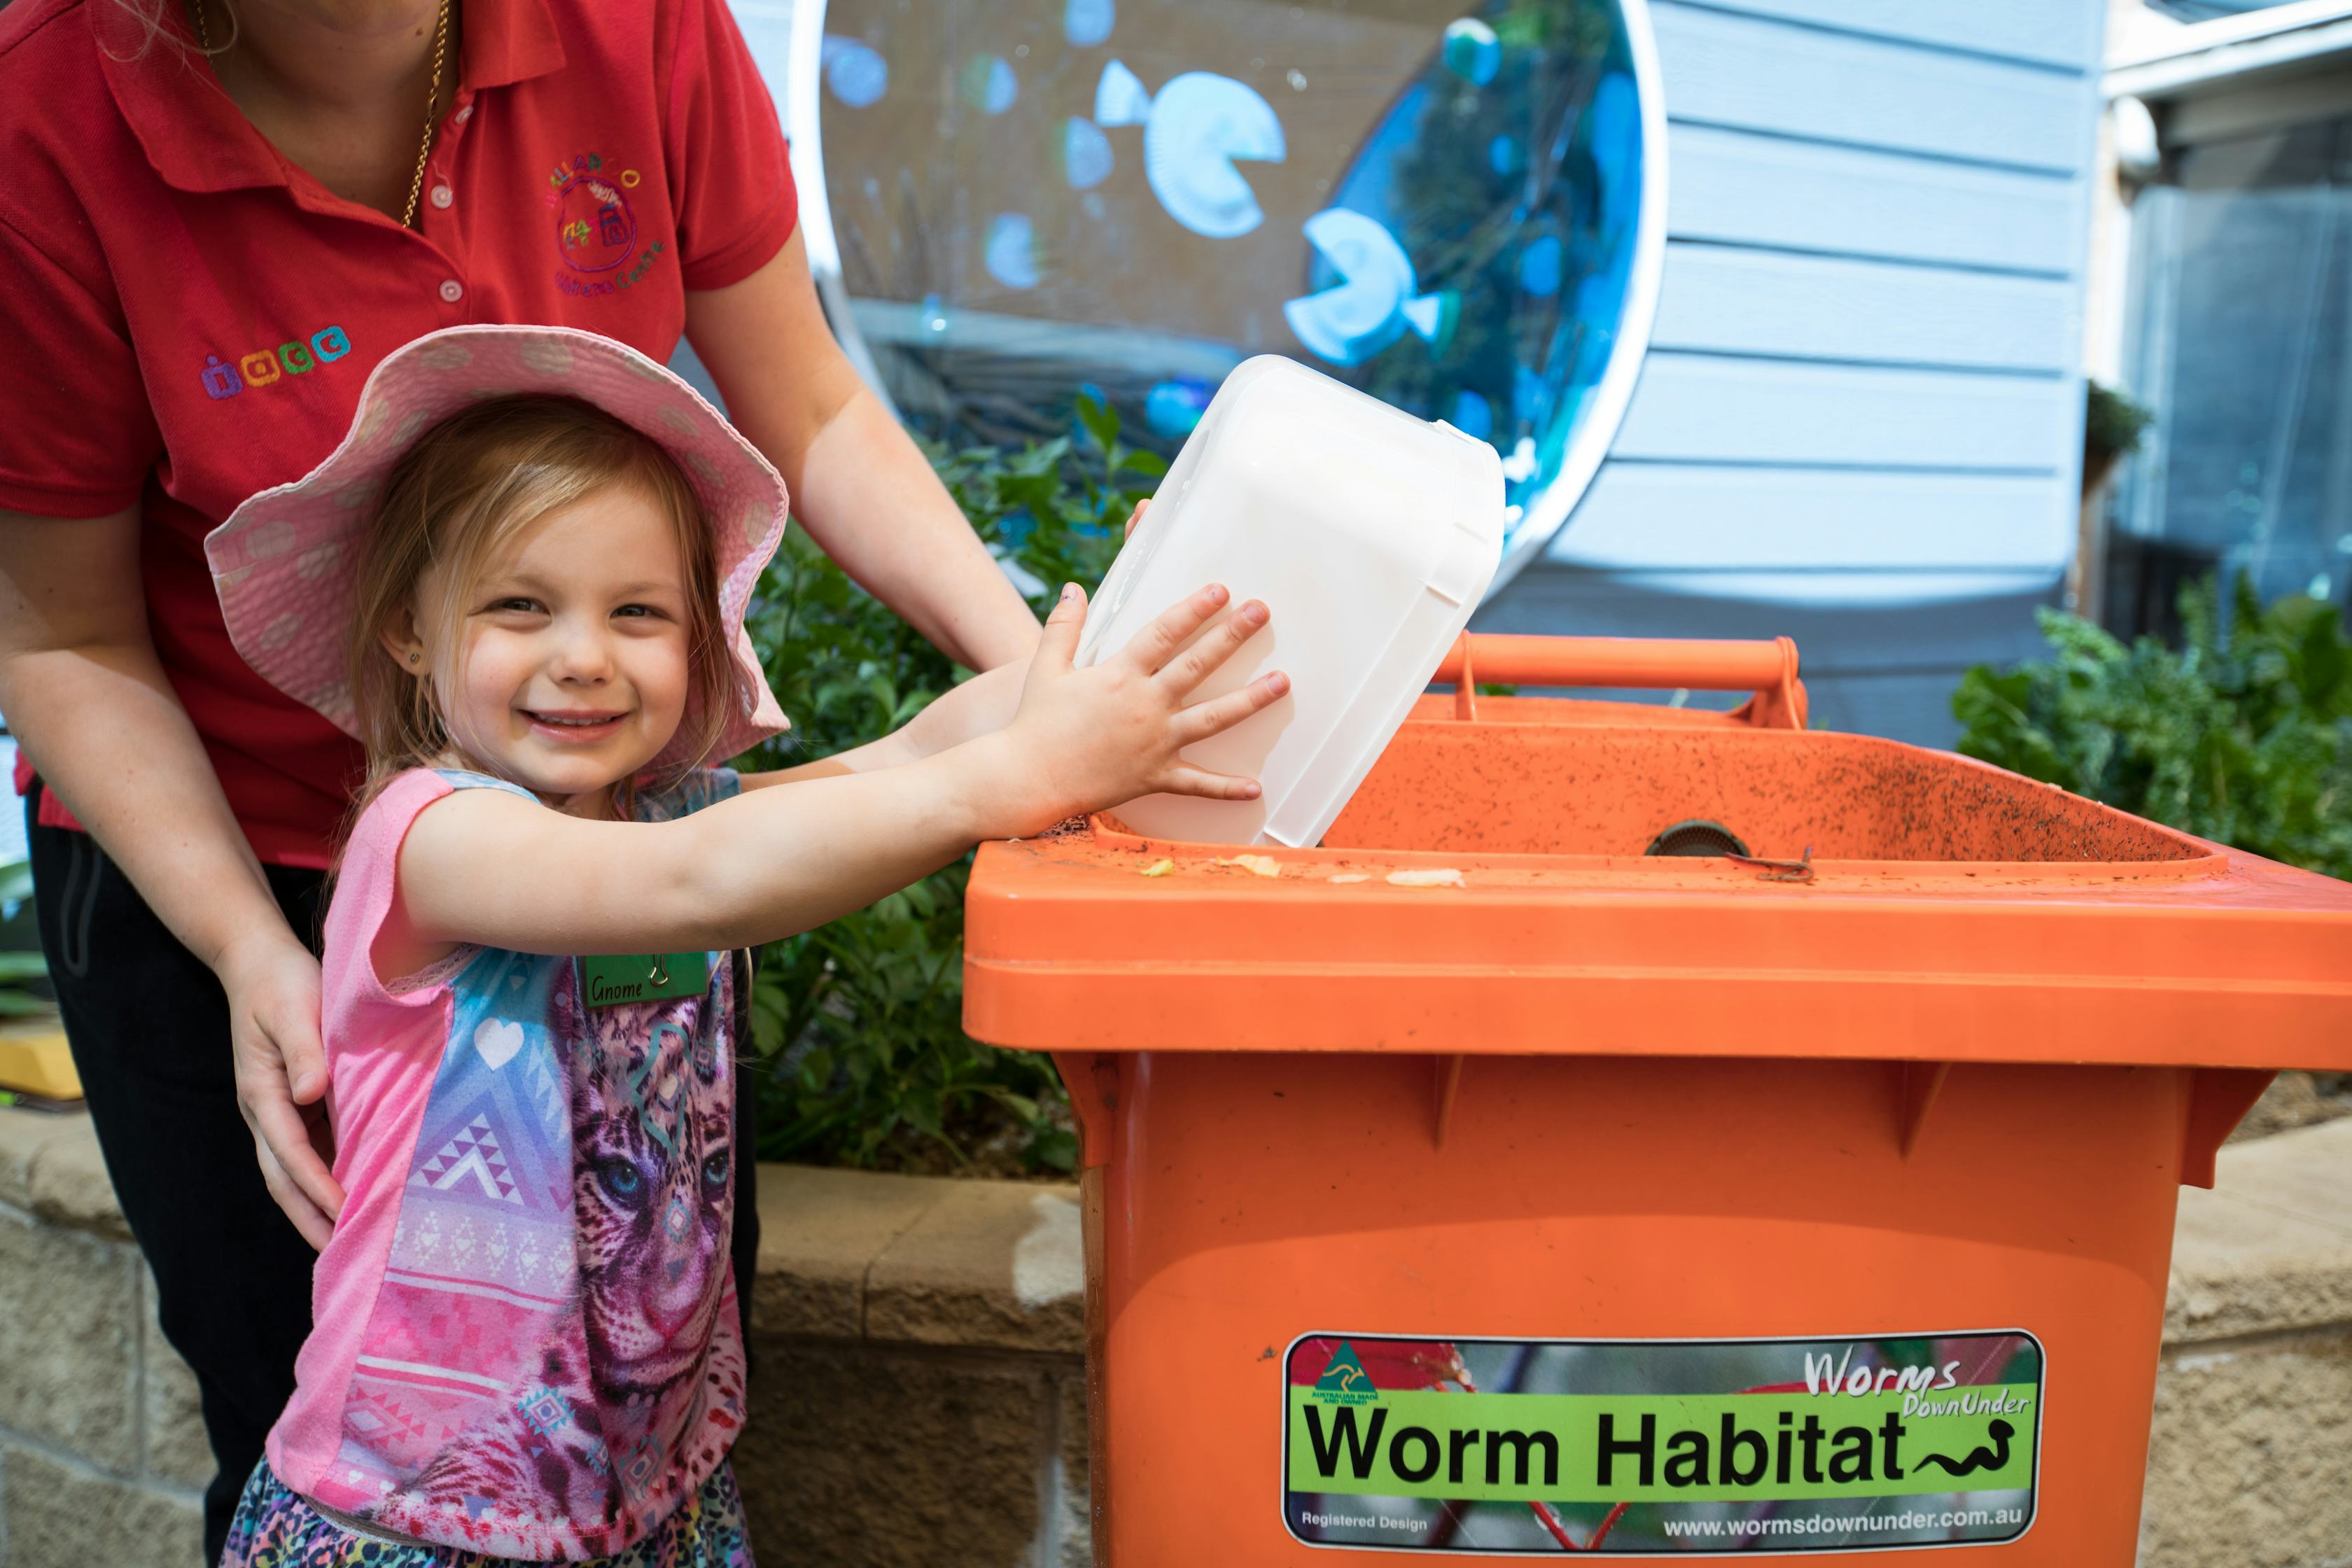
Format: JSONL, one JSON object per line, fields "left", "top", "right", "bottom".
{"left": 0, "top": 0, "right": 797, "bottom": 867}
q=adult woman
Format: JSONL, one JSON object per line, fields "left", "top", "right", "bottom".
{"left": 0, "top": 0, "right": 1038, "bottom": 1558}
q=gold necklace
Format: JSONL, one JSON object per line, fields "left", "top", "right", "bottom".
{"left": 192, "top": 0, "right": 451, "bottom": 231}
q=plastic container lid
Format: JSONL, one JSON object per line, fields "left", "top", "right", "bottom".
{"left": 1077, "top": 356, "right": 1504, "bottom": 846}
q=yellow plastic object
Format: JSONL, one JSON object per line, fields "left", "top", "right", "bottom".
{"left": 0, "top": 1016, "right": 81, "bottom": 1100}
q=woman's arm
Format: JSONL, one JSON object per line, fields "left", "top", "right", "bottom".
{"left": 0, "top": 505, "right": 344, "bottom": 1246}
{"left": 683, "top": 232, "right": 1040, "bottom": 674}
{"left": 399, "top": 584, "right": 1282, "bottom": 956}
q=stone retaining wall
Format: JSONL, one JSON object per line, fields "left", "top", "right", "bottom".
{"left": 2141, "top": 1120, "right": 2352, "bottom": 1568}
{"left": 2, "top": 1110, "right": 2345, "bottom": 1568}
{"left": 0, "top": 1110, "right": 209, "bottom": 1567}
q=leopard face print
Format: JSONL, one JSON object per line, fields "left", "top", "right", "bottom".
{"left": 568, "top": 969, "right": 735, "bottom": 1401}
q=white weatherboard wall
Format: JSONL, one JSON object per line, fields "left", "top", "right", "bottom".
{"left": 1482, "top": 0, "right": 2108, "bottom": 745}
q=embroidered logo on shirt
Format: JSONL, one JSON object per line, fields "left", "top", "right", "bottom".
{"left": 200, "top": 325, "right": 353, "bottom": 400}
{"left": 547, "top": 151, "right": 666, "bottom": 299}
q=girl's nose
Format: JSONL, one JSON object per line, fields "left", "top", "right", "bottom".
{"left": 550, "top": 621, "right": 615, "bottom": 683}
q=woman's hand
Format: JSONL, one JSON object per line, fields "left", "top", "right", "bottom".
{"left": 216, "top": 927, "right": 343, "bottom": 1250}
{"left": 977, "top": 578, "right": 1285, "bottom": 833}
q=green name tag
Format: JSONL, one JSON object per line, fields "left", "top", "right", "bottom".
{"left": 580, "top": 951, "right": 710, "bottom": 1009}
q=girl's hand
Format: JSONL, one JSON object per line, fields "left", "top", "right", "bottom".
{"left": 978, "top": 579, "right": 1285, "bottom": 832}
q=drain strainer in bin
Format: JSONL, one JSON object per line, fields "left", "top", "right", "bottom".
{"left": 1646, "top": 818, "right": 1750, "bottom": 858}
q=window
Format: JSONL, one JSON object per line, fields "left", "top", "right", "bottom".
{"left": 768, "top": 0, "right": 1663, "bottom": 578}
{"left": 2113, "top": 102, "right": 2352, "bottom": 629}
{"left": 2146, "top": 1, "right": 2304, "bottom": 20}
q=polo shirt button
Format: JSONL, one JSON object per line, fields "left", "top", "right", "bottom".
{"left": 439, "top": 279, "right": 464, "bottom": 303}
{"left": 454, "top": 104, "right": 472, "bottom": 123}
{"left": 430, "top": 184, "right": 454, "bottom": 209}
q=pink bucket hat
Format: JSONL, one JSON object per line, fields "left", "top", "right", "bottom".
{"left": 205, "top": 324, "right": 790, "bottom": 773}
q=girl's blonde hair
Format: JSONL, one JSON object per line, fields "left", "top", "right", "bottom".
{"left": 345, "top": 396, "right": 733, "bottom": 831}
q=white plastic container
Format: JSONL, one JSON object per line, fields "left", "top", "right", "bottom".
{"left": 1077, "top": 356, "right": 1505, "bottom": 846}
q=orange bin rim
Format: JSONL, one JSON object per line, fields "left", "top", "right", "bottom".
{"left": 962, "top": 634, "right": 2352, "bottom": 1080}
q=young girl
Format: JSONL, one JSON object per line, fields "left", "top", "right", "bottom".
{"left": 202, "top": 325, "right": 1283, "bottom": 1567}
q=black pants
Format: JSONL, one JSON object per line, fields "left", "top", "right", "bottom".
{"left": 29, "top": 790, "right": 762, "bottom": 1565}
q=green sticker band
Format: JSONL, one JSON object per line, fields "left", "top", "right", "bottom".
{"left": 579, "top": 951, "right": 710, "bottom": 1009}
{"left": 1282, "top": 1331, "right": 2040, "bottom": 1555}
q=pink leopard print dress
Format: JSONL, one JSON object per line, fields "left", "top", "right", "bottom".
{"left": 262, "top": 769, "right": 748, "bottom": 1559}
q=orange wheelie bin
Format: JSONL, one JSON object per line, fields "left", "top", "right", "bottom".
{"left": 962, "top": 633, "right": 2352, "bottom": 1565}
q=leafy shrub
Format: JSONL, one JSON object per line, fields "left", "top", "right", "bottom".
{"left": 1952, "top": 577, "right": 2352, "bottom": 880}
{"left": 735, "top": 395, "right": 1163, "bottom": 1172}
{"left": 2083, "top": 380, "right": 2152, "bottom": 469}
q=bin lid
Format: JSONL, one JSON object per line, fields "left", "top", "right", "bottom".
{"left": 963, "top": 699, "right": 2352, "bottom": 1072}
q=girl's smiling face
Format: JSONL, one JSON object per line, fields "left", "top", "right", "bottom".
{"left": 396, "top": 482, "right": 692, "bottom": 811}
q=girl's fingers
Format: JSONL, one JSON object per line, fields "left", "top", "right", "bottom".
{"left": 1035, "top": 581, "right": 1088, "bottom": 678}
{"left": 1121, "top": 583, "right": 1229, "bottom": 675}
{"left": 1161, "top": 598, "right": 1268, "bottom": 695}
{"left": 1124, "top": 498, "right": 1151, "bottom": 542}
{"left": 1156, "top": 764, "right": 1264, "bottom": 802}
{"left": 1174, "top": 670, "right": 1289, "bottom": 742}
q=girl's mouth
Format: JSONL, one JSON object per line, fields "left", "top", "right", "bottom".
{"left": 524, "top": 709, "right": 629, "bottom": 743}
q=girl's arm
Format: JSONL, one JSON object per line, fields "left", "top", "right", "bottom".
{"left": 685, "top": 233, "right": 1040, "bottom": 674}
{"left": 0, "top": 505, "right": 344, "bottom": 1246}
{"left": 737, "top": 659, "right": 1029, "bottom": 789}
{"left": 741, "top": 500, "right": 1149, "bottom": 789}
{"left": 396, "top": 582, "right": 1280, "bottom": 958}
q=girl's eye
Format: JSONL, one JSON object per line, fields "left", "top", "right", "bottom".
{"left": 489, "top": 597, "right": 545, "bottom": 615}
{"left": 701, "top": 1149, "right": 731, "bottom": 1191}
{"left": 613, "top": 603, "right": 665, "bottom": 621}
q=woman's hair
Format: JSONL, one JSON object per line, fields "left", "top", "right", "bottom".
{"left": 103, "top": 0, "right": 229, "bottom": 61}
{"left": 345, "top": 395, "right": 732, "bottom": 828}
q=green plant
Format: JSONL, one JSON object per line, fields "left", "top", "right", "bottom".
{"left": 735, "top": 393, "right": 1164, "bottom": 1172}
{"left": 0, "top": 858, "right": 52, "bottom": 1108}
{"left": 2084, "top": 380, "right": 2153, "bottom": 468}
{"left": 1953, "top": 577, "right": 2352, "bottom": 879}
{"left": 0, "top": 858, "right": 48, "bottom": 1017}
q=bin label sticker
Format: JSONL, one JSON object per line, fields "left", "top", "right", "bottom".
{"left": 1282, "top": 1330, "right": 2041, "bottom": 1555}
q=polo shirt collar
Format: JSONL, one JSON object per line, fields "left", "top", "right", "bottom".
{"left": 95, "top": 0, "right": 566, "bottom": 197}
{"left": 465, "top": 0, "right": 566, "bottom": 90}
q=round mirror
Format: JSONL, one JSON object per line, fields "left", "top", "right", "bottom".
{"left": 782, "top": 0, "right": 1665, "bottom": 587}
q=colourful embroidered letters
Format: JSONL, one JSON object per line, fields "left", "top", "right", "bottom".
{"left": 200, "top": 354, "right": 241, "bottom": 400}
{"left": 200, "top": 325, "right": 352, "bottom": 400}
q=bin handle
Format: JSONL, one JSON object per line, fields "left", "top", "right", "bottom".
{"left": 1434, "top": 634, "right": 1809, "bottom": 730}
